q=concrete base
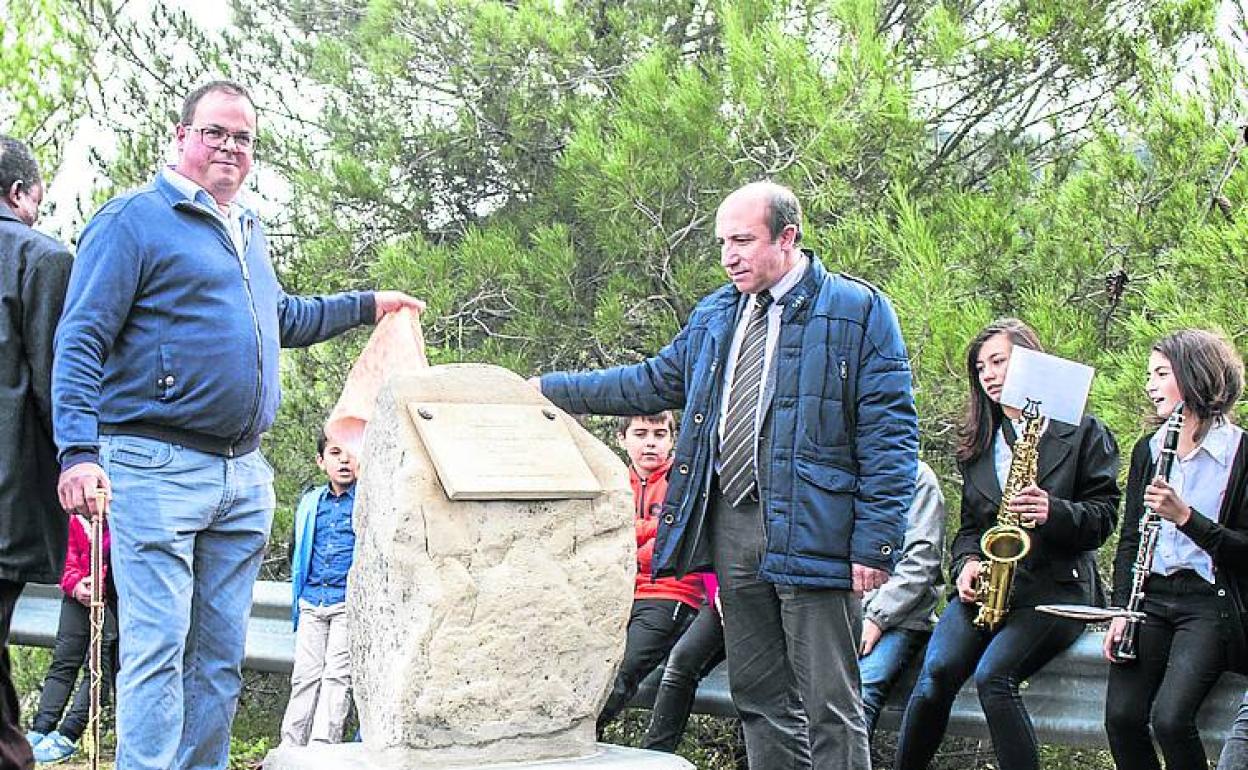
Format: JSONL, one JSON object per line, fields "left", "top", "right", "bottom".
{"left": 262, "top": 743, "right": 694, "bottom": 770}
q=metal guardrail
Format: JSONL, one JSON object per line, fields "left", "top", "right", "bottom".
{"left": 12, "top": 580, "right": 296, "bottom": 675}
{"left": 14, "top": 582, "right": 1247, "bottom": 750}
{"left": 630, "top": 628, "right": 1248, "bottom": 752}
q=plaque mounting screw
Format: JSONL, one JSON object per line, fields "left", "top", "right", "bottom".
{"left": 418, "top": 408, "right": 434, "bottom": 420}
{"left": 542, "top": 409, "right": 557, "bottom": 420}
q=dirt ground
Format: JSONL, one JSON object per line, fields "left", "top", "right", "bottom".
{"left": 37, "top": 760, "right": 111, "bottom": 770}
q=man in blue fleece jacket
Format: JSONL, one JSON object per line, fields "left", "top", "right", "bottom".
{"left": 52, "top": 80, "right": 424, "bottom": 770}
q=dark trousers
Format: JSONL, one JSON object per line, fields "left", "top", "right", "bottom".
{"left": 894, "top": 599, "right": 1083, "bottom": 770}
{"left": 641, "top": 603, "right": 726, "bottom": 752}
{"left": 0, "top": 580, "right": 32, "bottom": 770}
{"left": 711, "top": 493, "right": 868, "bottom": 770}
{"left": 597, "top": 598, "right": 697, "bottom": 732}
{"left": 32, "top": 595, "right": 118, "bottom": 742}
{"left": 1106, "top": 571, "right": 1228, "bottom": 770}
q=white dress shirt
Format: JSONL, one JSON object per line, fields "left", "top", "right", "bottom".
{"left": 161, "top": 167, "right": 252, "bottom": 258}
{"left": 718, "top": 254, "right": 810, "bottom": 445}
{"left": 1150, "top": 419, "right": 1243, "bottom": 584}
{"left": 992, "top": 416, "right": 1049, "bottom": 492}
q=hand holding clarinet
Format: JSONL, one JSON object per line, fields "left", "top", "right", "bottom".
{"left": 1104, "top": 403, "right": 1185, "bottom": 663}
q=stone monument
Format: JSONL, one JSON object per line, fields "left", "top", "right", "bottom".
{"left": 265, "top": 364, "right": 693, "bottom": 769}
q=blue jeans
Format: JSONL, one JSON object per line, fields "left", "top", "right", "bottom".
{"left": 894, "top": 600, "right": 1082, "bottom": 770}
{"left": 1219, "top": 690, "right": 1248, "bottom": 770}
{"left": 103, "top": 435, "right": 275, "bottom": 770}
{"left": 859, "top": 627, "right": 929, "bottom": 737}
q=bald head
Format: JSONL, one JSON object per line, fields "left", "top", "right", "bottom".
{"left": 715, "top": 181, "right": 803, "bottom": 294}
{"left": 720, "top": 182, "right": 803, "bottom": 245}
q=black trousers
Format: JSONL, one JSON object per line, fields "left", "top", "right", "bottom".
{"left": 894, "top": 600, "right": 1083, "bottom": 770}
{"left": 1106, "top": 571, "right": 1229, "bottom": 770}
{"left": 597, "top": 598, "right": 697, "bottom": 732}
{"left": 0, "top": 580, "right": 32, "bottom": 770}
{"left": 32, "top": 595, "right": 118, "bottom": 741}
{"left": 641, "top": 603, "right": 726, "bottom": 752}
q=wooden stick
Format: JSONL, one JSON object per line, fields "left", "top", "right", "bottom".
{"left": 87, "top": 491, "right": 106, "bottom": 770}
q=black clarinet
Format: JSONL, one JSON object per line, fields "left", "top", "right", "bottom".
{"left": 1114, "top": 402, "right": 1185, "bottom": 661}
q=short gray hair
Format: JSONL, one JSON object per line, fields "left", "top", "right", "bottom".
{"left": 764, "top": 185, "right": 802, "bottom": 243}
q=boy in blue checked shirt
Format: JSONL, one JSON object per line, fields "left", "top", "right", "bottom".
{"left": 279, "top": 432, "right": 358, "bottom": 745}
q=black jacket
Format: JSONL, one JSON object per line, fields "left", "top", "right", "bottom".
{"left": 952, "top": 414, "right": 1121, "bottom": 608}
{"left": 1112, "top": 430, "right": 1248, "bottom": 673}
{"left": 0, "top": 202, "right": 71, "bottom": 584}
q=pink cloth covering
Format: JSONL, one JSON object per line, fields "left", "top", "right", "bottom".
{"left": 324, "top": 308, "right": 428, "bottom": 454}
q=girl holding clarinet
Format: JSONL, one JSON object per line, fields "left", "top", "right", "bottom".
{"left": 1105, "top": 329, "right": 1248, "bottom": 770}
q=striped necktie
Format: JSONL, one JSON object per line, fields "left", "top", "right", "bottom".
{"left": 719, "top": 291, "right": 774, "bottom": 506}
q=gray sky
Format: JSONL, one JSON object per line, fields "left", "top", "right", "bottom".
{"left": 39, "top": 0, "right": 235, "bottom": 241}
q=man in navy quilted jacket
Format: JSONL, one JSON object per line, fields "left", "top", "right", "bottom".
{"left": 52, "top": 81, "right": 423, "bottom": 770}
{"left": 536, "top": 181, "right": 918, "bottom": 770}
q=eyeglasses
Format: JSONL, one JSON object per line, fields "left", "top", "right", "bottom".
{"left": 186, "top": 125, "right": 258, "bottom": 152}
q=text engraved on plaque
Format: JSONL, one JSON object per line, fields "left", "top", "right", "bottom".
{"left": 407, "top": 402, "right": 603, "bottom": 500}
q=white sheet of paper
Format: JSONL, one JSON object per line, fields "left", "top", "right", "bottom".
{"left": 999, "top": 346, "right": 1094, "bottom": 426}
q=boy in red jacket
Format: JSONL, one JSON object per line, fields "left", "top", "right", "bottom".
{"left": 598, "top": 413, "right": 705, "bottom": 734}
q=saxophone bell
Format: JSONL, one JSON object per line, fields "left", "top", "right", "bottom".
{"left": 981, "top": 523, "right": 1032, "bottom": 564}
{"left": 973, "top": 524, "right": 1033, "bottom": 631}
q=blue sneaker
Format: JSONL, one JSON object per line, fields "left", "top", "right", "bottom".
{"left": 23, "top": 730, "right": 45, "bottom": 748}
{"left": 32, "top": 730, "right": 77, "bottom": 764}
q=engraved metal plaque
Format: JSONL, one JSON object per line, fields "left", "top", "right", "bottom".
{"left": 407, "top": 402, "right": 603, "bottom": 500}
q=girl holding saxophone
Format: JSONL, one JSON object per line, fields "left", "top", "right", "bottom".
{"left": 1104, "top": 329, "right": 1248, "bottom": 770}
{"left": 894, "top": 318, "right": 1121, "bottom": 770}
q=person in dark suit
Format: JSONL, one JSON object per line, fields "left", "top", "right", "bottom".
{"left": 0, "top": 135, "right": 72, "bottom": 770}
{"left": 894, "top": 317, "right": 1121, "bottom": 770}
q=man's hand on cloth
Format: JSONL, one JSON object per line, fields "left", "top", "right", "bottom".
{"left": 373, "top": 291, "right": 426, "bottom": 322}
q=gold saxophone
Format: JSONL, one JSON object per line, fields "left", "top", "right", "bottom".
{"left": 973, "top": 400, "right": 1042, "bottom": 631}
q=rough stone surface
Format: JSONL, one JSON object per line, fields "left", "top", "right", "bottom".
{"left": 262, "top": 743, "right": 694, "bottom": 770}
{"left": 345, "top": 364, "right": 637, "bottom": 766}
